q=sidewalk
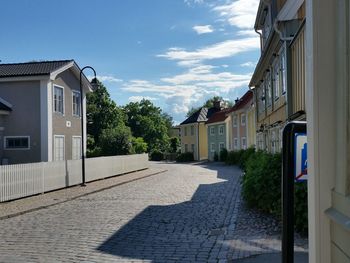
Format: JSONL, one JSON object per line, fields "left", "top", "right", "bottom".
{"left": 234, "top": 252, "right": 308, "bottom": 263}
{"left": 0, "top": 167, "right": 167, "bottom": 220}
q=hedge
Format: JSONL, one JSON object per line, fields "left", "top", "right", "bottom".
{"left": 176, "top": 152, "right": 194, "bottom": 162}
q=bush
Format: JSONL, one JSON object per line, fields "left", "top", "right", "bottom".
{"left": 225, "top": 151, "right": 239, "bottom": 165}
{"left": 176, "top": 152, "right": 194, "bottom": 162}
{"left": 131, "top": 137, "right": 148, "bottom": 154}
{"left": 214, "top": 152, "right": 219, "bottom": 161}
{"left": 150, "top": 149, "right": 163, "bottom": 161}
{"left": 241, "top": 151, "right": 308, "bottom": 234}
{"left": 169, "top": 137, "right": 180, "bottom": 153}
{"left": 219, "top": 148, "right": 228, "bottom": 162}
{"left": 238, "top": 147, "right": 256, "bottom": 171}
{"left": 99, "top": 125, "right": 132, "bottom": 156}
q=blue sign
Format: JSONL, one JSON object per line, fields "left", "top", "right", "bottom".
{"left": 294, "top": 133, "right": 307, "bottom": 181}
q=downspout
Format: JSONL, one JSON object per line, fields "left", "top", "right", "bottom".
{"left": 197, "top": 123, "right": 200, "bottom": 161}
{"left": 255, "top": 29, "right": 263, "bottom": 52}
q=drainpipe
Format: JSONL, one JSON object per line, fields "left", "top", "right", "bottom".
{"left": 255, "top": 29, "right": 263, "bottom": 52}
{"left": 197, "top": 123, "right": 200, "bottom": 161}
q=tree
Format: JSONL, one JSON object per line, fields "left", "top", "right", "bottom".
{"left": 186, "top": 96, "right": 234, "bottom": 117}
{"left": 131, "top": 137, "right": 148, "bottom": 154}
{"left": 99, "top": 125, "right": 132, "bottom": 156}
{"left": 87, "top": 81, "right": 130, "bottom": 156}
{"left": 123, "top": 99, "right": 171, "bottom": 152}
{"left": 169, "top": 137, "right": 180, "bottom": 153}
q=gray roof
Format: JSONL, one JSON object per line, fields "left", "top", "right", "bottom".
{"left": 180, "top": 107, "right": 220, "bottom": 125}
{"left": 0, "top": 102, "right": 11, "bottom": 112}
{"left": 0, "top": 60, "right": 73, "bottom": 78}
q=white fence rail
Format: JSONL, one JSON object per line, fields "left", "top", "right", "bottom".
{"left": 0, "top": 154, "right": 149, "bottom": 202}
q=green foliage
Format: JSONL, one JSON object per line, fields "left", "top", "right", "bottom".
{"left": 213, "top": 152, "right": 219, "bottom": 161}
{"left": 176, "top": 152, "right": 194, "bottom": 162}
{"left": 123, "top": 99, "right": 171, "bottom": 153}
{"left": 239, "top": 150, "right": 308, "bottom": 234}
{"left": 131, "top": 137, "right": 148, "bottom": 154}
{"left": 169, "top": 137, "right": 180, "bottom": 153}
{"left": 186, "top": 96, "right": 234, "bottom": 117}
{"left": 225, "top": 151, "right": 239, "bottom": 165}
{"left": 219, "top": 148, "right": 228, "bottom": 162}
{"left": 150, "top": 149, "right": 164, "bottom": 161}
{"left": 238, "top": 147, "right": 256, "bottom": 171}
{"left": 99, "top": 125, "right": 132, "bottom": 156}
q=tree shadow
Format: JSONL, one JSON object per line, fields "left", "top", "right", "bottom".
{"left": 97, "top": 163, "right": 242, "bottom": 262}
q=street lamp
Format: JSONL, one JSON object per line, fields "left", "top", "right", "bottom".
{"left": 80, "top": 66, "right": 98, "bottom": 186}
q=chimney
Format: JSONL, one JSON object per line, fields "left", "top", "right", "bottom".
{"left": 213, "top": 100, "right": 221, "bottom": 109}
{"left": 235, "top": 97, "right": 239, "bottom": 104}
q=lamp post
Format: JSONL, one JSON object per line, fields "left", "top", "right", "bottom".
{"left": 80, "top": 66, "right": 98, "bottom": 186}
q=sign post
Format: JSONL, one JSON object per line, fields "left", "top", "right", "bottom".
{"left": 282, "top": 121, "right": 307, "bottom": 263}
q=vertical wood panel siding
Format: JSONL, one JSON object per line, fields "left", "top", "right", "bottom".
{"left": 291, "top": 26, "right": 306, "bottom": 114}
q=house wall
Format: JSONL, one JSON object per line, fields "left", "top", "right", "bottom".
{"left": 0, "top": 81, "right": 41, "bottom": 164}
{"left": 207, "top": 122, "right": 227, "bottom": 161}
{"left": 180, "top": 123, "right": 198, "bottom": 160}
{"left": 52, "top": 69, "right": 82, "bottom": 160}
{"left": 247, "top": 105, "right": 256, "bottom": 148}
{"left": 198, "top": 123, "right": 208, "bottom": 160}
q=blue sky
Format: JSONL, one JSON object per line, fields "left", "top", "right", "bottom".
{"left": 0, "top": 0, "right": 260, "bottom": 124}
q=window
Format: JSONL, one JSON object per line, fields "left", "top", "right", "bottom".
{"left": 190, "top": 125, "right": 194, "bottom": 136}
{"left": 219, "top": 125, "right": 224, "bottom": 135}
{"left": 241, "top": 114, "right": 246, "bottom": 126}
{"left": 72, "top": 136, "right": 81, "bottom": 160}
{"left": 184, "top": 127, "right": 187, "bottom": 136}
{"left": 191, "top": 144, "right": 195, "bottom": 153}
{"left": 266, "top": 73, "right": 272, "bottom": 107}
{"left": 54, "top": 85, "right": 64, "bottom": 114}
{"left": 258, "top": 86, "right": 265, "bottom": 115}
{"left": 211, "top": 143, "right": 215, "bottom": 152}
{"left": 233, "top": 115, "right": 238, "bottom": 127}
{"left": 219, "top": 142, "right": 225, "bottom": 152}
{"left": 262, "top": 6, "right": 272, "bottom": 48}
{"left": 273, "top": 60, "right": 280, "bottom": 100}
{"left": 4, "top": 136, "right": 30, "bottom": 150}
{"left": 72, "top": 91, "right": 81, "bottom": 117}
{"left": 210, "top": 127, "right": 215, "bottom": 135}
{"left": 54, "top": 135, "right": 65, "bottom": 161}
{"left": 242, "top": 137, "right": 247, "bottom": 150}
{"left": 234, "top": 138, "right": 238, "bottom": 149}
{"left": 280, "top": 47, "right": 287, "bottom": 94}
{"left": 185, "top": 144, "right": 188, "bottom": 152}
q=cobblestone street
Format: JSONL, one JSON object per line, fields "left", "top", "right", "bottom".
{"left": 0, "top": 162, "right": 307, "bottom": 262}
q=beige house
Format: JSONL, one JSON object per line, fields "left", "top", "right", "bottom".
{"left": 0, "top": 60, "right": 94, "bottom": 164}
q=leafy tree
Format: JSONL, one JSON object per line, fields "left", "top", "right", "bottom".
{"left": 123, "top": 99, "right": 171, "bottom": 152}
{"left": 99, "top": 125, "right": 132, "bottom": 156}
{"left": 186, "top": 96, "right": 234, "bottom": 117}
{"left": 131, "top": 137, "right": 148, "bottom": 154}
{"left": 169, "top": 137, "right": 180, "bottom": 153}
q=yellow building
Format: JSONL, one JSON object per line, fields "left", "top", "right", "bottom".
{"left": 179, "top": 103, "right": 221, "bottom": 161}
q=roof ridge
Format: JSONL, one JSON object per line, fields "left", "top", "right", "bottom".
{"left": 0, "top": 59, "right": 74, "bottom": 66}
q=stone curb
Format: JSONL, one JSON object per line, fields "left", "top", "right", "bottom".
{"left": 0, "top": 169, "right": 167, "bottom": 220}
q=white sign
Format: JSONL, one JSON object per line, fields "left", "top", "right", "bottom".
{"left": 294, "top": 133, "right": 307, "bottom": 181}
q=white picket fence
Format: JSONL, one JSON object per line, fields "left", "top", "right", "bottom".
{"left": 0, "top": 154, "right": 149, "bottom": 202}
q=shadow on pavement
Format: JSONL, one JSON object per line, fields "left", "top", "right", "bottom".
{"left": 234, "top": 252, "right": 308, "bottom": 263}
{"left": 97, "top": 163, "right": 242, "bottom": 262}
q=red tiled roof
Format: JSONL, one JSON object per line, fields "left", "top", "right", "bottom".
{"left": 228, "top": 90, "right": 253, "bottom": 112}
{"left": 205, "top": 108, "right": 231, "bottom": 124}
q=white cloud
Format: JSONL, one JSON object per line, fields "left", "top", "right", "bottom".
{"left": 184, "top": 0, "right": 204, "bottom": 6}
{"left": 128, "top": 96, "right": 158, "bottom": 102}
{"left": 240, "top": 61, "right": 256, "bottom": 67}
{"left": 158, "top": 37, "right": 259, "bottom": 65}
{"left": 93, "top": 75, "right": 123, "bottom": 83}
{"left": 237, "top": 30, "right": 258, "bottom": 37}
{"left": 213, "top": 0, "right": 259, "bottom": 29}
{"left": 193, "top": 25, "right": 214, "bottom": 34}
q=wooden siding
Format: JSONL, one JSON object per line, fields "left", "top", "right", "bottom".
{"left": 291, "top": 25, "right": 306, "bottom": 115}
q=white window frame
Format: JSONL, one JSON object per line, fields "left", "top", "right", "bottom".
{"left": 210, "top": 143, "right": 215, "bottom": 152}
{"left": 4, "top": 136, "right": 30, "bottom": 150}
{"left": 72, "top": 90, "right": 81, "bottom": 117}
{"left": 273, "top": 59, "right": 280, "bottom": 101}
{"left": 219, "top": 125, "right": 224, "bottom": 135}
{"left": 233, "top": 115, "right": 238, "bottom": 127}
{"left": 241, "top": 114, "right": 246, "bottom": 126}
{"left": 234, "top": 138, "right": 238, "bottom": 149}
{"left": 72, "top": 136, "right": 82, "bottom": 160}
{"left": 210, "top": 126, "right": 215, "bottom": 136}
{"left": 266, "top": 72, "right": 272, "bottom": 107}
{"left": 219, "top": 142, "right": 225, "bottom": 152}
{"left": 53, "top": 85, "right": 65, "bottom": 115}
{"left": 241, "top": 137, "right": 247, "bottom": 150}
{"left": 54, "top": 135, "right": 65, "bottom": 161}
{"left": 280, "top": 46, "right": 287, "bottom": 95}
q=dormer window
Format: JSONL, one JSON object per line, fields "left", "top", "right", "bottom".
{"left": 262, "top": 7, "right": 272, "bottom": 49}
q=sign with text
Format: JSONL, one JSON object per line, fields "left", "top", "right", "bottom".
{"left": 294, "top": 133, "right": 307, "bottom": 181}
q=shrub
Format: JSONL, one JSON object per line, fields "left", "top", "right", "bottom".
{"left": 176, "top": 152, "right": 194, "bottom": 162}
{"left": 238, "top": 147, "right": 256, "bottom": 171}
{"left": 131, "top": 137, "right": 148, "bottom": 154}
{"left": 169, "top": 137, "right": 180, "bottom": 153}
{"left": 150, "top": 149, "right": 163, "bottom": 161}
{"left": 241, "top": 150, "right": 308, "bottom": 234}
{"left": 225, "top": 151, "right": 239, "bottom": 165}
{"left": 214, "top": 152, "right": 219, "bottom": 161}
{"left": 219, "top": 148, "right": 228, "bottom": 162}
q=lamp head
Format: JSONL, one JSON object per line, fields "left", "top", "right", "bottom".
{"left": 90, "top": 77, "right": 99, "bottom": 91}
